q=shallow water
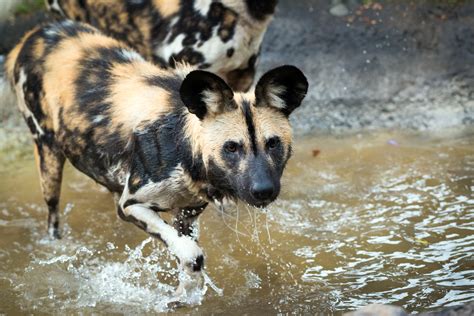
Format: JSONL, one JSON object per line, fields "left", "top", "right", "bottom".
{"left": 0, "top": 129, "right": 473, "bottom": 314}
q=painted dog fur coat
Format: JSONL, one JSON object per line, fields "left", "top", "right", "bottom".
{"left": 6, "top": 20, "right": 307, "bottom": 293}
{"left": 45, "top": 0, "right": 278, "bottom": 92}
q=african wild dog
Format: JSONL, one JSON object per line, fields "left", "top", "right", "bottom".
{"left": 45, "top": 0, "right": 278, "bottom": 92}
{"left": 6, "top": 20, "right": 307, "bottom": 294}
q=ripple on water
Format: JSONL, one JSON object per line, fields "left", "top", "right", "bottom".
{"left": 0, "top": 130, "right": 473, "bottom": 314}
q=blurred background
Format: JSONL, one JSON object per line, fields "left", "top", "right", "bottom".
{"left": 1, "top": 0, "right": 474, "bottom": 134}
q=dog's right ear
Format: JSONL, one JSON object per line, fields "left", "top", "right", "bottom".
{"left": 180, "top": 70, "right": 237, "bottom": 120}
{"left": 255, "top": 65, "right": 308, "bottom": 117}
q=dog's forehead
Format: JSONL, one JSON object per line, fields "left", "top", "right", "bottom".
{"left": 233, "top": 94, "right": 292, "bottom": 141}
{"left": 253, "top": 106, "right": 292, "bottom": 140}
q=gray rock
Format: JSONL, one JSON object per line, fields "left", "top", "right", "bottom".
{"left": 416, "top": 301, "right": 474, "bottom": 316}
{"left": 344, "top": 304, "right": 408, "bottom": 316}
{"left": 330, "top": 3, "right": 350, "bottom": 17}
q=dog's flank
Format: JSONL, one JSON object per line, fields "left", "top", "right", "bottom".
{"left": 44, "top": 0, "right": 278, "bottom": 92}
{"left": 6, "top": 20, "right": 307, "bottom": 293}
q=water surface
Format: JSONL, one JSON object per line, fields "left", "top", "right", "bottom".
{"left": 0, "top": 129, "right": 473, "bottom": 314}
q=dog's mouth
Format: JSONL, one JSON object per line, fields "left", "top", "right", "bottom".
{"left": 244, "top": 196, "right": 277, "bottom": 208}
{"left": 206, "top": 185, "right": 277, "bottom": 209}
{"left": 250, "top": 200, "right": 273, "bottom": 208}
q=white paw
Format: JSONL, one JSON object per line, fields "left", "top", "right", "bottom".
{"left": 168, "top": 236, "right": 204, "bottom": 271}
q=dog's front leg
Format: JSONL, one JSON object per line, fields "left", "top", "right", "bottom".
{"left": 172, "top": 204, "right": 207, "bottom": 240}
{"left": 120, "top": 203, "right": 204, "bottom": 296}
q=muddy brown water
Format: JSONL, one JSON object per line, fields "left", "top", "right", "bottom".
{"left": 0, "top": 129, "right": 473, "bottom": 314}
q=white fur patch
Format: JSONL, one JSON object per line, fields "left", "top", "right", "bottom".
{"left": 119, "top": 164, "right": 204, "bottom": 210}
{"left": 123, "top": 204, "right": 203, "bottom": 263}
{"left": 15, "top": 69, "right": 44, "bottom": 136}
{"left": 119, "top": 49, "right": 144, "bottom": 62}
{"left": 93, "top": 115, "right": 105, "bottom": 124}
{"left": 155, "top": 32, "right": 185, "bottom": 64}
{"left": 153, "top": 2, "right": 272, "bottom": 81}
{"left": 193, "top": 0, "right": 211, "bottom": 16}
{"left": 108, "top": 162, "right": 127, "bottom": 186}
{"left": 266, "top": 84, "right": 287, "bottom": 109}
{"left": 45, "top": 0, "right": 65, "bottom": 16}
{"left": 201, "top": 89, "right": 222, "bottom": 114}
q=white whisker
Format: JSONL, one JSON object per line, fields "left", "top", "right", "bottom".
{"left": 263, "top": 209, "right": 273, "bottom": 244}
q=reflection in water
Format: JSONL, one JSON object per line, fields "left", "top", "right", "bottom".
{"left": 0, "top": 130, "right": 473, "bottom": 314}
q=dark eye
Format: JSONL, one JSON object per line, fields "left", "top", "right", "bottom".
{"left": 224, "top": 141, "right": 239, "bottom": 153}
{"left": 266, "top": 137, "right": 280, "bottom": 150}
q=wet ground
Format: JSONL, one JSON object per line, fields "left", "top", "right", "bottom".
{"left": 0, "top": 129, "right": 473, "bottom": 314}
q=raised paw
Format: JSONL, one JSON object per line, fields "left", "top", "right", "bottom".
{"left": 168, "top": 235, "right": 204, "bottom": 272}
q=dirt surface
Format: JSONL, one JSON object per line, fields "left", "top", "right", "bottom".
{"left": 1, "top": 0, "right": 473, "bottom": 137}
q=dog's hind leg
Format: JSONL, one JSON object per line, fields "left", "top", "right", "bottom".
{"left": 34, "top": 139, "right": 65, "bottom": 239}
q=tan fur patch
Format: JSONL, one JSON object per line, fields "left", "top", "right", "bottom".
{"left": 33, "top": 38, "right": 46, "bottom": 60}
{"left": 153, "top": 0, "right": 180, "bottom": 18}
{"left": 183, "top": 112, "right": 203, "bottom": 158}
{"left": 253, "top": 106, "right": 292, "bottom": 153}
{"left": 108, "top": 63, "right": 172, "bottom": 133}
{"left": 61, "top": 0, "right": 88, "bottom": 21}
{"left": 33, "top": 143, "right": 40, "bottom": 174}
{"left": 5, "top": 27, "right": 40, "bottom": 83}
{"left": 222, "top": 10, "right": 237, "bottom": 27}
{"left": 43, "top": 31, "right": 125, "bottom": 133}
{"left": 42, "top": 37, "right": 84, "bottom": 132}
{"left": 200, "top": 106, "right": 249, "bottom": 169}
{"left": 208, "top": 93, "right": 291, "bottom": 169}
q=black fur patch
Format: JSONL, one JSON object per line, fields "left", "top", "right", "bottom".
{"left": 192, "top": 255, "right": 204, "bottom": 272}
{"left": 180, "top": 70, "right": 235, "bottom": 119}
{"left": 42, "top": 20, "right": 96, "bottom": 50}
{"left": 128, "top": 111, "right": 205, "bottom": 194}
{"left": 123, "top": 198, "right": 140, "bottom": 209}
{"left": 144, "top": 74, "right": 181, "bottom": 92}
{"left": 225, "top": 54, "right": 258, "bottom": 92}
{"left": 266, "top": 136, "right": 285, "bottom": 170}
{"left": 242, "top": 100, "right": 258, "bottom": 154}
{"left": 207, "top": 158, "right": 237, "bottom": 199}
{"left": 245, "top": 0, "right": 278, "bottom": 20}
{"left": 255, "top": 65, "right": 308, "bottom": 116}
{"left": 169, "top": 47, "right": 205, "bottom": 67}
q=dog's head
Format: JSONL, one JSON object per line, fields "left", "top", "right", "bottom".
{"left": 180, "top": 65, "right": 308, "bottom": 207}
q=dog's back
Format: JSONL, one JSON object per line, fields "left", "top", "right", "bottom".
{"left": 6, "top": 20, "right": 193, "bottom": 192}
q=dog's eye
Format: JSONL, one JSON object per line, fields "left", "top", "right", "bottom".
{"left": 224, "top": 141, "right": 239, "bottom": 153}
{"left": 266, "top": 137, "right": 280, "bottom": 150}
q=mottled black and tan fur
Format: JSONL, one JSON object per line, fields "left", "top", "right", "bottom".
{"left": 6, "top": 21, "right": 307, "bottom": 293}
{"left": 45, "top": 0, "right": 278, "bottom": 92}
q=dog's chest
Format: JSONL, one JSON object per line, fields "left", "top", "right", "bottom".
{"left": 127, "top": 165, "right": 207, "bottom": 210}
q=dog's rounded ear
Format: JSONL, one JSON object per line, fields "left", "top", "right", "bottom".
{"left": 180, "top": 70, "right": 236, "bottom": 120}
{"left": 255, "top": 65, "right": 308, "bottom": 116}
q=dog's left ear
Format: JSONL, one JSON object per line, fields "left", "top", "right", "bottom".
{"left": 255, "top": 65, "right": 308, "bottom": 116}
{"left": 180, "top": 70, "right": 236, "bottom": 120}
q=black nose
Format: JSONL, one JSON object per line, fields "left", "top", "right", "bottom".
{"left": 251, "top": 181, "right": 275, "bottom": 201}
